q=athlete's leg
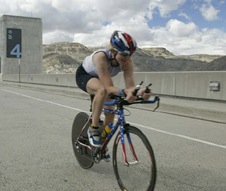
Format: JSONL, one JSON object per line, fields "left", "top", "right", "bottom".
{"left": 86, "top": 78, "right": 107, "bottom": 127}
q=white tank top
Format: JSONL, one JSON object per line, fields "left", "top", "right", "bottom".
{"left": 82, "top": 49, "right": 121, "bottom": 77}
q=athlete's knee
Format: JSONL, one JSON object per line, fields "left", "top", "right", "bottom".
{"left": 96, "top": 87, "right": 107, "bottom": 97}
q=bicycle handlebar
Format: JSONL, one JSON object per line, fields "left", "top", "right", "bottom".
{"left": 104, "top": 95, "right": 160, "bottom": 111}
{"left": 103, "top": 82, "right": 160, "bottom": 111}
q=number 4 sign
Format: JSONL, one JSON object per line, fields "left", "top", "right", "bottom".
{"left": 6, "top": 28, "right": 22, "bottom": 58}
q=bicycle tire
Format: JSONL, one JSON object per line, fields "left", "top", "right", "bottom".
{"left": 72, "top": 112, "right": 94, "bottom": 169}
{"left": 112, "top": 125, "right": 157, "bottom": 191}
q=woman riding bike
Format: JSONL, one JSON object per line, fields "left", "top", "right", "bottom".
{"left": 75, "top": 30, "right": 151, "bottom": 160}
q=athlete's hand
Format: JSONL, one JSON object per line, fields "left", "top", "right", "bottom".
{"left": 137, "top": 88, "right": 152, "bottom": 101}
{"left": 124, "top": 88, "right": 137, "bottom": 103}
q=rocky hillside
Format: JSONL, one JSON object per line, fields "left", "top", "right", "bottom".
{"left": 42, "top": 42, "right": 225, "bottom": 74}
{"left": 42, "top": 42, "right": 92, "bottom": 74}
{"left": 205, "top": 56, "right": 226, "bottom": 70}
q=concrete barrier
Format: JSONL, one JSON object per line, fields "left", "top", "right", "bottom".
{"left": 2, "top": 71, "right": 226, "bottom": 101}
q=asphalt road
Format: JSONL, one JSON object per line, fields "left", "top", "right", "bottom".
{"left": 0, "top": 86, "right": 226, "bottom": 191}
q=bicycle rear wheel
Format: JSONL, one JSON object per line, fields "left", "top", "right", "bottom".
{"left": 113, "top": 125, "right": 157, "bottom": 191}
{"left": 72, "top": 112, "right": 94, "bottom": 169}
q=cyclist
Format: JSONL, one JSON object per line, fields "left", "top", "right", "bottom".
{"left": 75, "top": 30, "right": 151, "bottom": 157}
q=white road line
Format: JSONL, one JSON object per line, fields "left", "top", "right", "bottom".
{"left": 1, "top": 88, "right": 87, "bottom": 113}
{"left": 1, "top": 88, "right": 226, "bottom": 150}
{"left": 132, "top": 123, "right": 226, "bottom": 149}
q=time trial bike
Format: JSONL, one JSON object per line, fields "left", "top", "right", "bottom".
{"left": 71, "top": 82, "right": 160, "bottom": 191}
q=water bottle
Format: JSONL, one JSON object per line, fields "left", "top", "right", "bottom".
{"left": 101, "top": 123, "right": 113, "bottom": 140}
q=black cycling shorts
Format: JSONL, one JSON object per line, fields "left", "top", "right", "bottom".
{"left": 75, "top": 64, "right": 98, "bottom": 93}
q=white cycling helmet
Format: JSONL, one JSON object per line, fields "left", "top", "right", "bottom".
{"left": 110, "top": 30, "right": 137, "bottom": 55}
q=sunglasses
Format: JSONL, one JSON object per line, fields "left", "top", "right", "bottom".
{"left": 118, "top": 52, "right": 131, "bottom": 57}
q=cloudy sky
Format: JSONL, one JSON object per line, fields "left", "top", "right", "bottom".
{"left": 1, "top": 0, "right": 226, "bottom": 55}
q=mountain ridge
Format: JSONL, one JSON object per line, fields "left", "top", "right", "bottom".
{"left": 42, "top": 42, "right": 225, "bottom": 74}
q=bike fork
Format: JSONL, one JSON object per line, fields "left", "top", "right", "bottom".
{"left": 120, "top": 128, "right": 139, "bottom": 166}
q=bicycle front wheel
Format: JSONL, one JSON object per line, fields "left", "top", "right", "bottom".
{"left": 113, "top": 125, "right": 157, "bottom": 191}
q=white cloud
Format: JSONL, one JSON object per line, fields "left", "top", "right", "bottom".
{"left": 148, "top": 0, "right": 186, "bottom": 18}
{"left": 0, "top": 0, "right": 226, "bottom": 55}
{"left": 178, "top": 12, "right": 191, "bottom": 20}
{"left": 200, "top": 1, "right": 219, "bottom": 21}
{"left": 43, "top": 30, "right": 74, "bottom": 44}
{"left": 137, "top": 19, "right": 226, "bottom": 55}
{"left": 166, "top": 19, "right": 197, "bottom": 37}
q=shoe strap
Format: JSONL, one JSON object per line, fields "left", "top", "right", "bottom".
{"left": 89, "top": 130, "right": 100, "bottom": 137}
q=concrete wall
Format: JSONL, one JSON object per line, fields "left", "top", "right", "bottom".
{"left": 0, "top": 15, "right": 42, "bottom": 74}
{"left": 2, "top": 71, "right": 226, "bottom": 101}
